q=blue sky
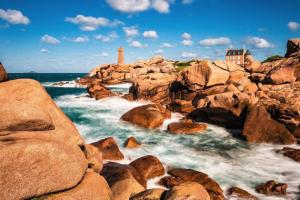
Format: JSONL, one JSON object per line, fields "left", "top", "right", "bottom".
{"left": 0, "top": 0, "right": 299, "bottom": 72}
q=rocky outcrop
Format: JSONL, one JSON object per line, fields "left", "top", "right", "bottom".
{"left": 43, "top": 172, "right": 113, "bottom": 200}
{"left": 91, "top": 137, "right": 124, "bottom": 160}
{"left": 0, "top": 62, "right": 8, "bottom": 82}
{"left": 121, "top": 104, "right": 171, "bottom": 129}
{"left": 243, "top": 105, "right": 296, "bottom": 144}
{"left": 88, "top": 56, "right": 176, "bottom": 85}
{"left": 101, "top": 162, "right": 146, "bottom": 200}
{"left": 227, "top": 187, "right": 257, "bottom": 200}
{"left": 87, "top": 79, "right": 115, "bottom": 100}
{"left": 161, "top": 168, "right": 225, "bottom": 200}
{"left": 256, "top": 180, "right": 288, "bottom": 196}
{"left": 190, "top": 92, "right": 257, "bottom": 128}
{"left": 129, "top": 72, "right": 177, "bottom": 104}
{"left": 286, "top": 38, "right": 300, "bottom": 57}
{"left": 167, "top": 121, "right": 207, "bottom": 134}
{"left": 130, "top": 155, "right": 165, "bottom": 180}
{"left": 164, "top": 182, "right": 210, "bottom": 200}
{"left": 124, "top": 136, "right": 141, "bottom": 148}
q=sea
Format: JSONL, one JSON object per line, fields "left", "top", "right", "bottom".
{"left": 8, "top": 73, "right": 300, "bottom": 200}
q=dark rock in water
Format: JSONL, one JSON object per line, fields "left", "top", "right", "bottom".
{"left": 242, "top": 105, "right": 296, "bottom": 144}
{"left": 76, "top": 75, "right": 97, "bottom": 86}
{"left": 227, "top": 187, "right": 257, "bottom": 200}
{"left": 167, "top": 168, "right": 225, "bottom": 200}
{"left": 91, "top": 137, "right": 124, "bottom": 160}
{"left": 130, "top": 155, "right": 165, "bottom": 180}
{"left": 101, "top": 162, "right": 146, "bottom": 200}
{"left": 168, "top": 99, "right": 195, "bottom": 114}
{"left": 124, "top": 136, "right": 141, "bottom": 148}
{"left": 0, "top": 62, "right": 8, "bottom": 82}
{"left": 278, "top": 147, "right": 300, "bottom": 162}
{"left": 121, "top": 104, "right": 171, "bottom": 129}
{"left": 158, "top": 176, "right": 184, "bottom": 188}
{"left": 256, "top": 180, "right": 288, "bottom": 196}
{"left": 167, "top": 121, "right": 207, "bottom": 134}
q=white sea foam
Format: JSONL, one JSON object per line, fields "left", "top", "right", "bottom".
{"left": 54, "top": 85, "right": 300, "bottom": 200}
{"left": 43, "top": 80, "right": 84, "bottom": 88}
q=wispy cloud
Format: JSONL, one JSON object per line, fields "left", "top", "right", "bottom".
{"left": 182, "top": 0, "right": 194, "bottom": 4}
{"left": 162, "top": 42, "right": 174, "bottom": 48}
{"left": 199, "top": 37, "right": 231, "bottom": 46}
{"left": 130, "top": 40, "right": 147, "bottom": 48}
{"left": 0, "top": 9, "right": 30, "bottom": 25}
{"left": 246, "top": 37, "right": 274, "bottom": 48}
{"left": 95, "top": 31, "right": 119, "bottom": 42}
{"left": 65, "top": 14, "right": 123, "bottom": 31}
{"left": 143, "top": 30, "right": 159, "bottom": 39}
{"left": 288, "top": 21, "right": 300, "bottom": 32}
{"left": 41, "top": 34, "right": 60, "bottom": 44}
{"left": 123, "top": 26, "right": 139, "bottom": 37}
{"left": 106, "top": 0, "right": 171, "bottom": 14}
{"left": 181, "top": 32, "right": 193, "bottom": 46}
{"left": 71, "top": 36, "right": 89, "bottom": 43}
{"left": 181, "top": 51, "right": 197, "bottom": 58}
{"left": 40, "top": 48, "right": 49, "bottom": 53}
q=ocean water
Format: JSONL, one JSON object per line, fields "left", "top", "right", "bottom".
{"left": 9, "top": 73, "right": 300, "bottom": 200}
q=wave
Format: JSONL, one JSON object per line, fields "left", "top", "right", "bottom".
{"left": 54, "top": 88, "right": 300, "bottom": 200}
{"left": 43, "top": 80, "right": 85, "bottom": 88}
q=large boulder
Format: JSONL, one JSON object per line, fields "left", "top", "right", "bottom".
{"left": 242, "top": 105, "right": 296, "bottom": 144}
{"left": 84, "top": 144, "right": 103, "bottom": 173}
{"left": 124, "top": 136, "right": 141, "bottom": 148}
{"left": 0, "top": 79, "right": 84, "bottom": 146}
{"left": 285, "top": 38, "right": 300, "bottom": 57}
{"left": 130, "top": 155, "right": 165, "bottom": 180}
{"left": 101, "top": 162, "right": 146, "bottom": 200}
{"left": 44, "top": 172, "right": 113, "bottom": 200}
{"left": 164, "top": 181, "right": 210, "bottom": 200}
{"left": 91, "top": 137, "right": 124, "bottom": 160}
{"left": 166, "top": 168, "right": 224, "bottom": 200}
{"left": 130, "top": 188, "right": 165, "bottom": 200}
{"left": 190, "top": 92, "right": 257, "bottom": 128}
{"left": 121, "top": 104, "right": 171, "bottom": 129}
{"left": 129, "top": 73, "right": 177, "bottom": 104}
{"left": 167, "top": 121, "right": 207, "bottom": 134}
{"left": 244, "top": 55, "right": 262, "bottom": 73}
{"left": 177, "top": 61, "right": 231, "bottom": 91}
{"left": 0, "top": 62, "right": 8, "bottom": 82}
{"left": 87, "top": 80, "right": 115, "bottom": 100}
{"left": 0, "top": 135, "right": 88, "bottom": 200}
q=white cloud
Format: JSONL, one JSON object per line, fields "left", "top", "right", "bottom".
{"left": 95, "top": 31, "right": 119, "bottom": 42}
{"left": 100, "top": 52, "right": 109, "bottom": 57}
{"left": 65, "top": 14, "right": 123, "bottom": 31}
{"left": 71, "top": 36, "right": 89, "bottom": 43}
{"left": 40, "top": 49, "right": 48, "bottom": 53}
{"left": 181, "top": 51, "right": 197, "bottom": 58}
{"left": 182, "top": 40, "right": 193, "bottom": 46}
{"left": 106, "top": 0, "right": 170, "bottom": 14}
{"left": 109, "top": 31, "right": 119, "bottom": 39}
{"left": 130, "top": 40, "right": 146, "bottom": 48}
{"left": 123, "top": 26, "right": 139, "bottom": 37}
{"left": 246, "top": 37, "right": 274, "bottom": 48}
{"left": 155, "top": 49, "right": 164, "bottom": 54}
{"left": 181, "top": 32, "right": 191, "bottom": 40}
{"left": 182, "top": 0, "right": 193, "bottom": 4}
{"left": 288, "top": 21, "right": 300, "bottom": 32}
{"left": 199, "top": 37, "right": 231, "bottom": 46}
{"left": 0, "top": 9, "right": 30, "bottom": 25}
{"left": 152, "top": 0, "right": 170, "bottom": 13}
{"left": 41, "top": 35, "right": 61, "bottom": 45}
{"left": 143, "top": 30, "right": 158, "bottom": 39}
{"left": 162, "top": 42, "right": 174, "bottom": 48}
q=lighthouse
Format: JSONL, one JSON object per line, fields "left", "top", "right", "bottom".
{"left": 117, "top": 47, "right": 124, "bottom": 65}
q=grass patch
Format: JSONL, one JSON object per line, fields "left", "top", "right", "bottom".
{"left": 262, "top": 55, "right": 283, "bottom": 63}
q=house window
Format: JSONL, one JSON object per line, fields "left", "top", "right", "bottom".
{"left": 237, "top": 61, "right": 240, "bottom": 64}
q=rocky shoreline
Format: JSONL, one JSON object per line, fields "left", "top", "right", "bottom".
{"left": 0, "top": 39, "right": 299, "bottom": 200}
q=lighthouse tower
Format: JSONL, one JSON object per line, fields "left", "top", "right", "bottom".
{"left": 117, "top": 47, "right": 124, "bottom": 65}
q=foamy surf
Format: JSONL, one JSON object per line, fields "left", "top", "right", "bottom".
{"left": 52, "top": 84, "right": 300, "bottom": 200}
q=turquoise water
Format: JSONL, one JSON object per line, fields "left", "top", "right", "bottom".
{"left": 9, "top": 73, "right": 300, "bottom": 200}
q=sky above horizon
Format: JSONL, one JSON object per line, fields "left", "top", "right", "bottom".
{"left": 0, "top": 0, "right": 300, "bottom": 73}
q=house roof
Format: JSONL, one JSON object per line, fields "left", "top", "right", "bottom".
{"left": 226, "top": 49, "right": 251, "bottom": 56}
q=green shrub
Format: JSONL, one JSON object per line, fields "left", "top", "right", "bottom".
{"left": 262, "top": 55, "right": 283, "bottom": 63}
